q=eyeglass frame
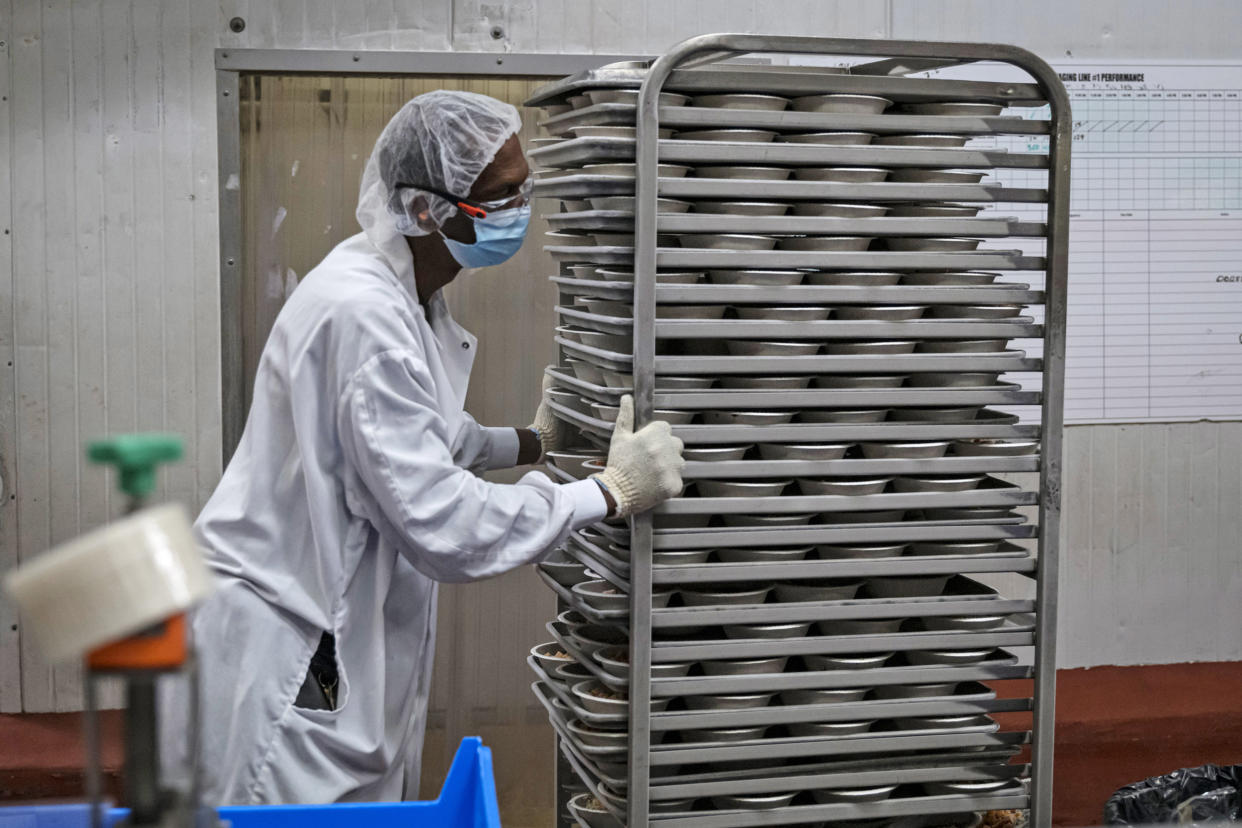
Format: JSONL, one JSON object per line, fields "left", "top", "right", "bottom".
{"left": 393, "top": 177, "right": 533, "bottom": 221}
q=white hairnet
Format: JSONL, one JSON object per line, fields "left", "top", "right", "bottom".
{"left": 356, "top": 90, "right": 522, "bottom": 240}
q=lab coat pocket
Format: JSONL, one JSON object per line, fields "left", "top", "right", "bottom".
{"left": 290, "top": 631, "right": 350, "bottom": 717}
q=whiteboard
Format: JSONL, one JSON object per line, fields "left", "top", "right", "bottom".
{"left": 954, "top": 62, "right": 1242, "bottom": 425}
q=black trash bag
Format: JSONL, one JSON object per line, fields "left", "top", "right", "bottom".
{"left": 1105, "top": 764, "right": 1242, "bottom": 825}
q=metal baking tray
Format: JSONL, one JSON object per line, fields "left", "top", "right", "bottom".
{"left": 529, "top": 136, "right": 1048, "bottom": 171}
{"left": 538, "top": 102, "right": 1049, "bottom": 137}
{"left": 545, "top": 244, "right": 1047, "bottom": 272}
{"left": 649, "top": 519, "right": 1037, "bottom": 551}
{"left": 547, "top": 211, "right": 1046, "bottom": 238}
{"left": 548, "top": 275, "right": 1047, "bottom": 306}
{"left": 534, "top": 173, "right": 1049, "bottom": 204}
{"left": 647, "top": 549, "right": 1037, "bottom": 585}
{"left": 650, "top": 353, "right": 1041, "bottom": 375}
{"left": 523, "top": 66, "right": 1046, "bottom": 106}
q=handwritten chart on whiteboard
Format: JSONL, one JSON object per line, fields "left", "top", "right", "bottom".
{"left": 957, "top": 62, "right": 1242, "bottom": 424}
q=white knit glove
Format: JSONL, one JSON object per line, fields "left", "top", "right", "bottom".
{"left": 591, "top": 395, "right": 685, "bottom": 518}
{"left": 530, "top": 372, "right": 569, "bottom": 459}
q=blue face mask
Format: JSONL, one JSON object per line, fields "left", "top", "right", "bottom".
{"left": 440, "top": 204, "right": 531, "bottom": 268}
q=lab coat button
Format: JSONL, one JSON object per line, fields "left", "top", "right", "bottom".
{"left": 461, "top": 341, "right": 470, "bottom": 349}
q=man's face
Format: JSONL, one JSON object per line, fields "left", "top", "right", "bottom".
{"left": 440, "top": 134, "right": 530, "bottom": 245}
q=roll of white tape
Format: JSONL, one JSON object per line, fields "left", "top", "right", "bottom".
{"left": 4, "top": 503, "right": 214, "bottom": 663}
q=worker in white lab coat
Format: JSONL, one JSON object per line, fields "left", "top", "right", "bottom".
{"left": 163, "top": 91, "right": 683, "bottom": 805}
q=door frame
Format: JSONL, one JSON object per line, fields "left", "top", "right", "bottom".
{"left": 214, "top": 49, "right": 644, "bottom": 461}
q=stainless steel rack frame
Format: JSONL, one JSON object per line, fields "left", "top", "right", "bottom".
{"left": 528, "top": 33, "right": 1068, "bottom": 828}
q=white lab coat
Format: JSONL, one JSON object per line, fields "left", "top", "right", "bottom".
{"left": 165, "top": 226, "right": 604, "bottom": 805}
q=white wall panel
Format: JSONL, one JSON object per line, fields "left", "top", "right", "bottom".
{"left": 4, "top": 0, "right": 1240, "bottom": 714}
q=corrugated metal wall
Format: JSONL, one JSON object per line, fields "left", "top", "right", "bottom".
{"left": 4, "top": 0, "right": 1241, "bottom": 716}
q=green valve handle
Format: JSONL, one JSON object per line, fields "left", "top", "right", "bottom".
{"left": 88, "top": 434, "right": 184, "bottom": 501}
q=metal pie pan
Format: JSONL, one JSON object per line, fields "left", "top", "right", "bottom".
{"left": 908, "top": 540, "right": 1003, "bottom": 556}
{"left": 804, "top": 652, "right": 894, "bottom": 670}
{"left": 716, "top": 546, "right": 813, "bottom": 563}
{"left": 885, "top": 237, "right": 983, "bottom": 252}
{"left": 778, "top": 131, "right": 875, "bottom": 146}
{"left": 872, "top": 682, "right": 958, "bottom": 699}
{"left": 710, "top": 792, "right": 797, "bottom": 811}
{"left": 805, "top": 270, "right": 902, "bottom": 286}
{"left": 567, "top": 264, "right": 599, "bottom": 279}
{"left": 545, "top": 231, "right": 594, "bottom": 246}
{"left": 893, "top": 407, "right": 980, "bottom": 423}
{"left": 903, "top": 101, "right": 1005, "bottom": 116}
{"left": 895, "top": 713, "right": 993, "bottom": 729}
{"left": 859, "top": 441, "right": 951, "bottom": 459}
{"left": 816, "top": 375, "right": 906, "bottom": 389}
{"left": 816, "top": 542, "right": 907, "bottom": 559}
{"left": 779, "top": 687, "right": 869, "bottom": 705}
{"left": 887, "top": 203, "right": 981, "bottom": 217}
{"left": 774, "top": 579, "right": 862, "bottom": 602}
{"left": 800, "top": 409, "right": 889, "bottom": 423}
{"left": 776, "top": 235, "right": 874, "bottom": 251}
{"left": 920, "top": 614, "right": 1007, "bottom": 632}
{"left": 866, "top": 575, "right": 951, "bottom": 598}
{"left": 576, "top": 330, "right": 632, "bottom": 351}
{"left": 791, "top": 202, "right": 889, "bottom": 218}
{"left": 541, "top": 103, "right": 572, "bottom": 116}
{"left": 681, "top": 233, "right": 777, "bottom": 250}
{"left": 925, "top": 780, "right": 1018, "bottom": 796}
{"left": 682, "top": 445, "right": 751, "bottom": 461}
{"left": 572, "top": 680, "right": 630, "bottom": 716}
{"left": 567, "top": 358, "right": 609, "bottom": 384}
{"left": 704, "top": 410, "right": 797, "bottom": 425}
{"left": 892, "top": 474, "right": 986, "bottom": 493}
{"left": 569, "top": 125, "right": 674, "bottom": 140}
{"left": 595, "top": 268, "right": 705, "bottom": 284}
{"left": 692, "top": 200, "right": 789, "bottom": 216}
{"left": 592, "top": 403, "right": 695, "bottom": 425}
{"left": 793, "top": 167, "right": 889, "bottom": 183}
{"left": 833, "top": 304, "right": 927, "bottom": 320}
{"left": 567, "top": 94, "right": 591, "bottom": 109}
{"left": 889, "top": 168, "right": 986, "bottom": 184}
{"left": 692, "top": 92, "right": 791, "bottom": 111}
{"left": 797, "top": 477, "right": 890, "bottom": 496}
{"left": 567, "top": 793, "right": 613, "bottom": 828}
{"left": 587, "top": 195, "right": 690, "bottom": 212}
{"left": 581, "top": 162, "right": 691, "bottom": 178}
{"left": 723, "top": 512, "right": 814, "bottom": 526}
{"left": 719, "top": 375, "right": 813, "bottom": 389}
{"left": 652, "top": 548, "right": 714, "bottom": 565}
{"left": 875, "top": 134, "right": 969, "bottom": 147}
{"left": 684, "top": 692, "right": 776, "bottom": 711}
{"left": 709, "top": 269, "right": 803, "bottom": 285}
{"left": 601, "top": 370, "right": 714, "bottom": 389}
{"left": 559, "top": 198, "right": 590, "bottom": 211}
{"left": 537, "top": 554, "right": 589, "bottom": 587}
{"left": 686, "top": 725, "right": 770, "bottom": 743}
{"left": 905, "top": 372, "right": 1000, "bottom": 387}
{"left": 700, "top": 656, "right": 789, "bottom": 676}
{"left": 724, "top": 621, "right": 813, "bottom": 639}
{"left": 674, "top": 128, "right": 778, "bottom": 143}
{"left": 952, "top": 438, "right": 1039, "bottom": 456}
{"left": 820, "top": 509, "right": 906, "bottom": 524}
{"left": 823, "top": 340, "right": 918, "bottom": 355}
{"left": 585, "top": 89, "right": 689, "bottom": 107}
{"left": 567, "top": 718, "right": 629, "bottom": 749}
{"left": 916, "top": 339, "right": 1009, "bottom": 353}
{"left": 591, "top": 232, "right": 680, "bottom": 247}
{"left": 595, "top": 645, "right": 694, "bottom": 679}
{"left": 694, "top": 165, "right": 792, "bottom": 180}
{"left": 811, "top": 784, "right": 898, "bottom": 803}
{"left": 553, "top": 661, "right": 595, "bottom": 684}
{"left": 928, "top": 304, "right": 1025, "bottom": 319}
{"left": 546, "top": 450, "right": 605, "bottom": 480}
{"left": 818, "top": 617, "right": 906, "bottom": 635}
{"left": 792, "top": 93, "right": 893, "bottom": 114}
{"left": 726, "top": 339, "right": 821, "bottom": 356}
{"left": 572, "top": 579, "right": 629, "bottom": 612}
{"left": 680, "top": 583, "right": 774, "bottom": 605}
{"left": 758, "top": 442, "right": 851, "bottom": 460}
{"left": 900, "top": 270, "right": 997, "bottom": 285}
{"left": 531, "top": 641, "right": 575, "bottom": 673}
{"left": 790, "top": 720, "right": 875, "bottom": 737}
{"left": 906, "top": 649, "right": 995, "bottom": 666}
{"left": 734, "top": 306, "right": 831, "bottom": 321}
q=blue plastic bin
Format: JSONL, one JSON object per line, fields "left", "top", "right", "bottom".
{"left": 0, "top": 737, "right": 500, "bottom": 828}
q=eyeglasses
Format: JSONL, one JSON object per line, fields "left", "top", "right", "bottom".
{"left": 396, "top": 177, "right": 533, "bottom": 220}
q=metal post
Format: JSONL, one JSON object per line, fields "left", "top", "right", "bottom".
{"left": 216, "top": 68, "right": 244, "bottom": 465}
{"left": 125, "top": 676, "right": 161, "bottom": 825}
{"left": 83, "top": 673, "right": 103, "bottom": 828}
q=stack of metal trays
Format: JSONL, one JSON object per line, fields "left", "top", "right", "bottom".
{"left": 527, "top": 39, "right": 1063, "bottom": 828}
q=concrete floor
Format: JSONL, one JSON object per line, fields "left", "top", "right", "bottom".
{"left": 2, "top": 662, "right": 1240, "bottom": 826}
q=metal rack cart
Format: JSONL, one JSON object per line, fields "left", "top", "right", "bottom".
{"left": 525, "top": 33, "right": 1068, "bottom": 828}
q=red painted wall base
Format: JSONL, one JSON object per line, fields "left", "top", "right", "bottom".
{"left": 1, "top": 663, "right": 1239, "bottom": 825}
